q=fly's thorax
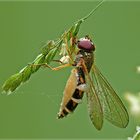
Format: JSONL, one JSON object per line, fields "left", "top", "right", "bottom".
{"left": 75, "top": 50, "right": 94, "bottom": 72}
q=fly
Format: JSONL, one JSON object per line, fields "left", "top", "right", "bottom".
{"left": 2, "top": 0, "right": 129, "bottom": 130}
{"left": 57, "top": 36, "right": 129, "bottom": 130}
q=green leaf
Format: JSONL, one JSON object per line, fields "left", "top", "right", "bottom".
{"left": 73, "top": 20, "right": 83, "bottom": 36}
{"left": 2, "top": 73, "right": 23, "bottom": 93}
{"left": 20, "top": 66, "right": 32, "bottom": 83}
{"left": 32, "top": 54, "right": 46, "bottom": 73}
{"left": 66, "top": 25, "right": 75, "bottom": 41}
{"left": 45, "top": 47, "right": 58, "bottom": 64}
{"left": 41, "top": 40, "right": 55, "bottom": 55}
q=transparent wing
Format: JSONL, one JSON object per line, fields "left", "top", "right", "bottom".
{"left": 81, "top": 60, "right": 103, "bottom": 130}
{"left": 91, "top": 65, "right": 129, "bottom": 128}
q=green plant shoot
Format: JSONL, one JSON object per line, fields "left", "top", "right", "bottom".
{"left": 2, "top": 0, "right": 104, "bottom": 94}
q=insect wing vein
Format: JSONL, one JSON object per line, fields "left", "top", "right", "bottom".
{"left": 82, "top": 60, "right": 103, "bottom": 130}
{"left": 92, "top": 65, "right": 129, "bottom": 128}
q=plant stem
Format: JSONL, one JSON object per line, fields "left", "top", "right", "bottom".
{"left": 82, "top": 0, "right": 105, "bottom": 21}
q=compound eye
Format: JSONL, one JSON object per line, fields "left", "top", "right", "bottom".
{"left": 77, "top": 37, "right": 95, "bottom": 51}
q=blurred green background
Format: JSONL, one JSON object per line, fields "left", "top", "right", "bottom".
{"left": 0, "top": 0, "right": 140, "bottom": 139}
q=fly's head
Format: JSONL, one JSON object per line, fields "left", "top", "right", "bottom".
{"left": 77, "top": 36, "right": 95, "bottom": 52}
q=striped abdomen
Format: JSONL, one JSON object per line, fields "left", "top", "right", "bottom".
{"left": 57, "top": 50, "right": 93, "bottom": 119}
{"left": 57, "top": 67, "right": 86, "bottom": 118}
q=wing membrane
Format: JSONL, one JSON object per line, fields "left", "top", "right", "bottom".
{"left": 81, "top": 60, "right": 103, "bottom": 130}
{"left": 91, "top": 65, "right": 129, "bottom": 128}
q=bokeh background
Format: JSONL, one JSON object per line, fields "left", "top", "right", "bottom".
{"left": 0, "top": 0, "right": 140, "bottom": 139}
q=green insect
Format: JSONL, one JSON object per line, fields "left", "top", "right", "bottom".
{"left": 2, "top": 0, "right": 129, "bottom": 130}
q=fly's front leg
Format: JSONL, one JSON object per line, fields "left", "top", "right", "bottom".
{"left": 29, "top": 63, "right": 72, "bottom": 71}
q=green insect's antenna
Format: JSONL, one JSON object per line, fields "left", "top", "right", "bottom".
{"left": 2, "top": 0, "right": 105, "bottom": 94}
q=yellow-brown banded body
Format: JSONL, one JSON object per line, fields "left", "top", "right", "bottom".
{"left": 58, "top": 37, "right": 95, "bottom": 118}
{"left": 56, "top": 36, "right": 129, "bottom": 130}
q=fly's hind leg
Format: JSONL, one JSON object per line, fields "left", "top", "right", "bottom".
{"left": 51, "top": 63, "right": 72, "bottom": 71}
{"left": 79, "top": 58, "right": 96, "bottom": 92}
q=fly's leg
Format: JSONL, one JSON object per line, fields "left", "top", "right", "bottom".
{"left": 51, "top": 63, "right": 72, "bottom": 71}
{"left": 29, "top": 63, "right": 71, "bottom": 71}
{"left": 79, "top": 58, "right": 96, "bottom": 92}
{"left": 52, "top": 59, "right": 63, "bottom": 64}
